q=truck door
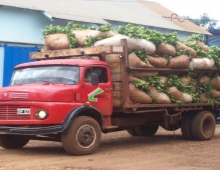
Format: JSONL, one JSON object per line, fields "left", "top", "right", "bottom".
{"left": 82, "top": 66, "right": 113, "bottom": 116}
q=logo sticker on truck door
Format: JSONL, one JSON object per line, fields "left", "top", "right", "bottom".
{"left": 88, "top": 87, "right": 104, "bottom": 102}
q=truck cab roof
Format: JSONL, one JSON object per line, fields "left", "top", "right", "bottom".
{"left": 14, "top": 59, "right": 109, "bottom": 69}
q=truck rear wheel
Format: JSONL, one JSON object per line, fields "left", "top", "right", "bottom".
{"left": 127, "top": 125, "right": 158, "bottom": 137}
{"left": 61, "top": 116, "right": 101, "bottom": 156}
{"left": 191, "top": 111, "right": 216, "bottom": 140}
{"left": 181, "top": 114, "right": 194, "bottom": 140}
{"left": 161, "top": 122, "right": 180, "bottom": 131}
{"left": 0, "top": 135, "right": 30, "bottom": 149}
{"left": 139, "top": 125, "right": 159, "bottom": 136}
{"left": 127, "top": 128, "right": 138, "bottom": 136}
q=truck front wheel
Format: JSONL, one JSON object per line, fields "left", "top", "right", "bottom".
{"left": 191, "top": 111, "right": 216, "bottom": 140}
{"left": 0, "top": 135, "right": 30, "bottom": 149}
{"left": 61, "top": 116, "right": 101, "bottom": 156}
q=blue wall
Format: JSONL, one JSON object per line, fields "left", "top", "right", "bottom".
{"left": 3, "top": 45, "right": 38, "bottom": 87}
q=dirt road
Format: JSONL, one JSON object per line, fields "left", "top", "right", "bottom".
{"left": 1, "top": 125, "right": 220, "bottom": 170}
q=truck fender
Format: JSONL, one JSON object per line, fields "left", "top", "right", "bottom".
{"left": 62, "top": 105, "right": 104, "bottom": 133}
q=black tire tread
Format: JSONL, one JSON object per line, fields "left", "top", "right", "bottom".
{"left": 191, "top": 111, "right": 215, "bottom": 141}
{"left": 0, "top": 135, "right": 30, "bottom": 149}
{"left": 181, "top": 114, "right": 194, "bottom": 140}
{"left": 61, "top": 116, "right": 101, "bottom": 156}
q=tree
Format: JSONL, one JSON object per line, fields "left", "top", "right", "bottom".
{"left": 185, "top": 13, "right": 218, "bottom": 29}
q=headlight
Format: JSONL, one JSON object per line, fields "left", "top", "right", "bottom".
{"left": 35, "top": 110, "right": 48, "bottom": 120}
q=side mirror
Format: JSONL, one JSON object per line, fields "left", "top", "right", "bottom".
{"left": 90, "top": 73, "right": 99, "bottom": 86}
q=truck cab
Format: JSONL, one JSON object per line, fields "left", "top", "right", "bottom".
{"left": 0, "top": 57, "right": 115, "bottom": 155}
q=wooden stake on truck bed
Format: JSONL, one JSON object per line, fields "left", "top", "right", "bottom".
{"left": 30, "top": 46, "right": 124, "bottom": 60}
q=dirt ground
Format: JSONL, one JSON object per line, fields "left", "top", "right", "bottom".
{"left": 1, "top": 125, "right": 220, "bottom": 170}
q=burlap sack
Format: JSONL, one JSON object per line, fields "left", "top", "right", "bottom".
{"left": 210, "top": 77, "right": 220, "bottom": 90}
{"left": 129, "top": 53, "right": 154, "bottom": 68}
{"left": 187, "top": 40, "right": 209, "bottom": 52}
{"left": 148, "top": 86, "right": 171, "bottom": 104}
{"left": 200, "top": 75, "right": 210, "bottom": 84}
{"left": 210, "top": 91, "right": 220, "bottom": 99}
{"left": 94, "top": 34, "right": 156, "bottom": 54}
{"left": 72, "top": 30, "right": 116, "bottom": 46}
{"left": 189, "top": 58, "right": 214, "bottom": 70}
{"left": 160, "top": 76, "right": 167, "bottom": 85}
{"left": 167, "top": 86, "right": 192, "bottom": 103}
{"left": 113, "top": 82, "right": 123, "bottom": 108}
{"left": 129, "top": 84, "right": 152, "bottom": 104}
{"left": 180, "top": 76, "right": 192, "bottom": 86}
{"left": 113, "top": 99, "right": 123, "bottom": 108}
{"left": 168, "top": 54, "right": 190, "bottom": 69}
{"left": 155, "top": 43, "right": 176, "bottom": 56}
{"left": 146, "top": 55, "right": 168, "bottom": 68}
{"left": 199, "top": 94, "right": 207, "bottom": 103}
{"left": 105, "top": 54, "right": 123, "bottom": 81}
{"left": 45, "top": 33, "right": 69, "bottom": 50}
{"left": 176, "top": 42, "right": 197, "bottom": 57}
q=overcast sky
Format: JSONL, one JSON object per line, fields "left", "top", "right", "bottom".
{"left": 146, "top": 0, "right": 220, "bottom": 25}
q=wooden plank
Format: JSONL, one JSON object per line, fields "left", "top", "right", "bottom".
{"left": 30, "top": 46, "right": 124, "bottom": 60}
{"left": 129, "top": 67, "right": 220, "bottom": 72}
{"left": 123, "top": 103, "right": 213, "bottom": 108}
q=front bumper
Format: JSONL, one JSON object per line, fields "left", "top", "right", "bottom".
{"left": 0, "top": 125, "right": 63, "bottom": 135}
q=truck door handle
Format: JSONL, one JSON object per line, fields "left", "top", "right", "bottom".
{"left": 106, "top": 88, "right": 113, "bottom": 91}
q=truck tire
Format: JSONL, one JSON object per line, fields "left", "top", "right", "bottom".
{"left": 127, "top": 128, "right": 138, "bottom": 136}
{"left": 161, "top": 122, "right": 180, "bottom": 131}
{"left": 181, "top": 114, "right": 194, "bottom": 140}
{"left": 127, "top": 125, "right": 158, "bottom": 136}
{"left": 191, "top": 111, "right": 216, "bottom": 141}
{"left": 61, "top": 116, "right": 101, "bottom": 156}
{"left": 0, "top": 135, "right": 30, "bottom": 149}
{"left": 139, "top": 125, "right": 159, "bottom": 136}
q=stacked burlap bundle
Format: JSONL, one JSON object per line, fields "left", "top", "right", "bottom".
{"left": 72, "top": 30, "right": 116, "bottom": 46}
{"left": 148, "top": 86, "right": 171, "bottom": 104}
{"left": 180, "top": 76, "right": 192, "bottom": 86}
{"left": 187, "top": 40, "right": 209, "bottom": 52}
{"left": 209, "top": 76, "right": 220, "bottom": 99}
{"left": 146, "top": 55, "right": 168, "bottom": 68}
{"left": 94, "top": 34, "right": 156, "bottom": 54}
{"left": 168, "top": 54, "right": 190, "bottom": 69}
{"left": 155, "top": 43, "right": 176, "bottom": 56}
{"left": 167, "top": 86, "right": 193, "bottom": 103}
{"left": 176, "top": 42, "right": 197, "bottom": 57}
{"left": 189, "top": 58, "right": 214, "bottom": 70}
{"left": 45, "top": 33, "right": 70, "bottom": 50}
{"left": 210, "top": 76, "right": 220, "bottom": 90}
{"left": 129, "top": 84, "right": 152, "bottom": 104}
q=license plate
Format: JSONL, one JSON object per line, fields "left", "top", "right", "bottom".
{"left": 17, "top": 108, "right": 30, "bottom": 115}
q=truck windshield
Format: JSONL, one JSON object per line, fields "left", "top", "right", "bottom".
{"left": 10, "top": 66, "right": 80, "bottom": 85}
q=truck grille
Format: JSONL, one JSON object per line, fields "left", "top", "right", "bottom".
{"left": 0, "top": 105, "right": 30, "bottom": 120}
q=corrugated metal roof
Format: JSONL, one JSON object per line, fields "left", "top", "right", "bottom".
{"left": 0, "top": 0, "right": 210, "bottom": 34}
{"left": 138, "top": 1, "right": 210, "bottom": 34}
{"left": 208, "top": 28, "right": 220, "bottom": 35}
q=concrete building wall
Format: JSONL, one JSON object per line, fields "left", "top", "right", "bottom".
{"left": 0, "top": 6, "right": 68, "bottom": 45}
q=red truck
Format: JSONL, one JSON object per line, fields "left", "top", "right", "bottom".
{"left": 0, "top": 40, "right": 218, "bottom": 155}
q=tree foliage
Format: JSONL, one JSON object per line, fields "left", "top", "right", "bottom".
{"left": 185, "top": 13, "right": 218, "bottom": 29}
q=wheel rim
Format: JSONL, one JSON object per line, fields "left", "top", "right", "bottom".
{"left": 76, "top": 124, "right": 96, "bottom": 149}
{"left": 203, "top": 118, "right": 213, "bottom": 136}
